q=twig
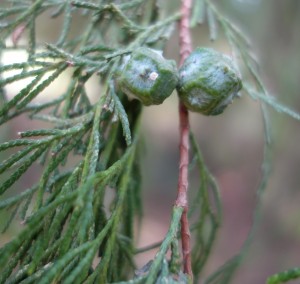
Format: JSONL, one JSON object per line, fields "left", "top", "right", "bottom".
{"left": 134, "top": 241, "right": 162, "bottom": 254}
{"left": 179, "top": 0, "right": 193, "bottom": 65}
{"left": 176, "top": 0, "right": 193, "bottom": 280}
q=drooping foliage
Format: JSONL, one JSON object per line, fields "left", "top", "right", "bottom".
{"left": 0, "top": 0, "right": 299, "bottom": 283}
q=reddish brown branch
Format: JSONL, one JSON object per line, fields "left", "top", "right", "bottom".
{"left": 175, "top": 0, "right": 193, "bottom": 280}
{"left": 179, "top": 0, "right": 193, "bottom": 65}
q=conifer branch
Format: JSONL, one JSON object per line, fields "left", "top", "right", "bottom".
{"left": 176, "top": 0, "right": 193, "bottom": 280}
{"left": 1, "top": 1, "right": 299, "bottom": 283}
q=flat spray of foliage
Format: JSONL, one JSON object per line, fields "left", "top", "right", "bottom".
{"left": 0, "top": 0, "right": 299, "bottom": 283}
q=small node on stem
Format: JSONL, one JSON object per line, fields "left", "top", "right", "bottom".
{"left": 66, "top": 60, "right": 75, "bottom": 67}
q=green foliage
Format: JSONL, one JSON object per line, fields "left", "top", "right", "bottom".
{"left": 0, "top": 0, "right": 299, "bottom": 283}
{"left": 189, "top": 132, "right": 221, "bottom": 280}
{"left": 267, "top": 268, "right": 300, "bottom": 284}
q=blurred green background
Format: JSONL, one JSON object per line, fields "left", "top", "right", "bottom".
{"left": 1, "top": 1, "right": 300, "bottom": 283}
